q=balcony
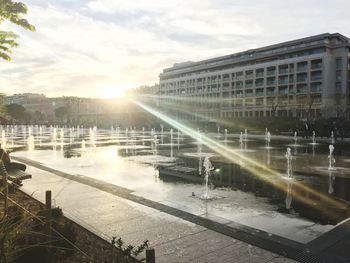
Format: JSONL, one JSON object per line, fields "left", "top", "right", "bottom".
{"left": 279, "top": 79, "right": 288, "bottom": 85}
{"left": 255, "top": 79, "right": 264, "bottom": 87}
{"left": 297, "top": 88, "right": 307, "bottom": 93}
{"left": 267, "top": 70, "right": 276, "bottom": 76}
{"left": 256, "top": 92, "right": 264, "bottom": 97}
{"left": 256, "top": 99, "right": 264, "bottom": 106}
{"left": 279, "top": 89, "right": 289, "bottom": 95}
{"left": 256, "top": 72, "right": 264, "bottom": 78}
{"left": 311, "top": 64, "right": 322, "bottom": 70}
{"left": 311, "top": 59, "right": 323, "bottom": 70}
{"left": 311, "top": 75, "right": 322, "bottom": 81}
{"left": 311, "top": 83, "right": 322, "bottom": 93}
{"left": 279, "top": 69, "right": 289, "bottom": 74}
{"left": 297, "top": 66, "right": 308, "bottom": 72}
{"left": 311, "top": 94, "right": 322, "bottom": 103}
{"left": 297, "top": 77, "right": 307, "bottom": 83}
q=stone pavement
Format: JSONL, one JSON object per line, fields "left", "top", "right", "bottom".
{"left": 18, "top": 163, "right": 296, "bottom": 263}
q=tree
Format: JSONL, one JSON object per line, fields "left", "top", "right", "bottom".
{"left": 55, "top": 106, "right": 69, "bottom": 122}
{"left": 0, "top": 0, "right": 35, "bottom": 61}
{"left": 5, "top": 103, "right": 26, "bottom": 120}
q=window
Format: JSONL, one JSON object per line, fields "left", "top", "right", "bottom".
{"left": 279, "top": 76, "right": 288, "bottom": 85}
{"left": 336, "top": 82, "right": 342, "bottom": 93}
{"left": 223, "top": 83, "right": 230, "bottom": 90}
{"left": 297, "top": 61, "right": 308, "bottom": 72}
{"left": 245, "top": 70, "right": 253, "bottom": 79}
{"left": 256, "top": 88, "right": 264, "bottom": 97}
{"left": 245, "top": 80, "right": 253, "bottom": 88}
{"left": 297, "top": 84, "right": 307, "bottom": 93}
{"left": 236, "top": 71, "right": 243, "bottom": 80}
{"left": 246, "top": 99, "right": 253, "bottom": 107}
{"left": 256, "top": 98, "right": 264, "bottom": 106}
{"left": 267, "top": 66, "right": 276, "bottom": 76}
{"left": 255, "top": 78, "right": 264, "bottom": 87}
{"left": 236, "top": 81, "right": 243, "bottom": 89}
{"left": 296, "top": 95, "right": 308, "bottom": 104}
{"left": 311, "top": 59, "right": 322, "bottom": 69}
{"left": 267, "top": 77, "right": 276, "bottom": 86}
{"left": 245, "top": 89, "right": 253, "bottom": 97}
{"left": 279, "top": 86, "right": 288, "bottom": 95}
{"left": 256, "top": 68, "right": 264, "bottom": 77}
{"left": 311, "top": 82, "right": 322, "bottom": 93}
{"left": 336, "top": 57, "right": 343, "bottom": 69}
{"left": 311, "top": 94, "right": 322, "bottom": 103}
{"left": 336, "top": 70, "right": 342, "bottom": 81}
{"left": 223, "top": 74, "right": 230, "bottom": 82}
{"left": 278, "top": 65, "right": 288, "bottom": 74}
{"left": 266, "top": 87, "right": 275, "bottom": 96}
{"left": 297, "top": 73, "right": 308, "bottom": 82}
{"left": 311, "top": 71, "right": 322, "bottom": 81}
{"left": 235, "top": 99, "right": 243, "bottom": 106}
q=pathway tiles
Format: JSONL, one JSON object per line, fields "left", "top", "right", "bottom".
{"left": 21, "top": 165, "right": 297, "bottom": 263}
{"left": 154, "top": 229, "right": 296, "bottom": 263}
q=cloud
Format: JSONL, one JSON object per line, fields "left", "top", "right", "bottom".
{"left": 1, "top": 0, "right": 350, "bottom": 98}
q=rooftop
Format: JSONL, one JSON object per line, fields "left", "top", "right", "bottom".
{"left": 160, "top": 33, "right": 350, "bottom": 78}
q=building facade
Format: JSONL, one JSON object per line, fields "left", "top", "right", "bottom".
{"left": 159, "top": 33, "right": 350, "bottom": 122}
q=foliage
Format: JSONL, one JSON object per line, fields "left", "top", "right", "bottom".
{"left": 111, "top": 236, "right": 149, "bottom": 262}
{"left": 0, "top": 202, "right": 77, "bottom": 263}
{"left": 5, "top": 103, "right": 29, "bottom": 121}
{"left": 54, "top": 106, "right": 69, "bottom": 120}
{"left": 36, "top": 206, "right": 63, "bottom": 220}
{"left": 0, "top": 0, "right": 35, "bottom": 61}
{"left": 0, "top": 205, "right": 26, "bottom": 263}
{"left": 0, "top": 92, "right": 6, "bottom": 118}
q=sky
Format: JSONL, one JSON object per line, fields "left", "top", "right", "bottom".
{"left": 1, "top": 0, "right": 350, "bottom": 98}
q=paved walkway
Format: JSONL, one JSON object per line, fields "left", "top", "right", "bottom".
{"left": 18, "top": 162, "right": 296, "bottom": 263}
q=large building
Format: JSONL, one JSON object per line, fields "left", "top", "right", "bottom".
{"left": 159, "top": 33, "right": 350, "bottom": 122}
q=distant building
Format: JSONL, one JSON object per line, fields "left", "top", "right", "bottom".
{"left": 5, "top": 93, "right": 59, "bottom": 122}
{"left": 128, "top": 84, "right": 160, "bottom": 106}
{"left": 159, "top": 33, "right": 350, "bottom": 122}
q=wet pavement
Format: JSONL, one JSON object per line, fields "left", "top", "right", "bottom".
{"left": 18, "top": 164, "right": 297, "bottom": 263}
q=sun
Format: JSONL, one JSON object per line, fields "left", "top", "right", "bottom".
{"left": 98, "top": 83, "right": 135, "bottom": 99}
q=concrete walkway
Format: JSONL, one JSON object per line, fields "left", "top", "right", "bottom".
{"left": 18, "top": 163, "right": 296, "bottom": 263}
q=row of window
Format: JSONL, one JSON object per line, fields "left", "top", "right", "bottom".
{"left": 177, "top": 107, "right": 323, "bottom": 121}
{"left": 164, "top": 80, "right": 323, "bottom": 96}
{"left": 163, "top": 70, "right": 323, "bottom": 91}
{"left": 161, "top": 59, "right": 325, "bottom": 86}
{"left": 160, "top": 93, "right": 323, "bottom": 107}
{"left": 220, "top": 109, "right": 322, "bottom": 118}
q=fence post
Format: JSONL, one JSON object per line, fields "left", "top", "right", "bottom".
{"left": 146, "top": 248, "right": 155, "bottom": 263}
{"left": 45, "top": 190, "right": 52, "bottom": 261}
{"left": 45, "top": 190, "right": 52, "bottom": 237}
{"left": 0, "top": 160, "right": 8, "bottom": 214}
